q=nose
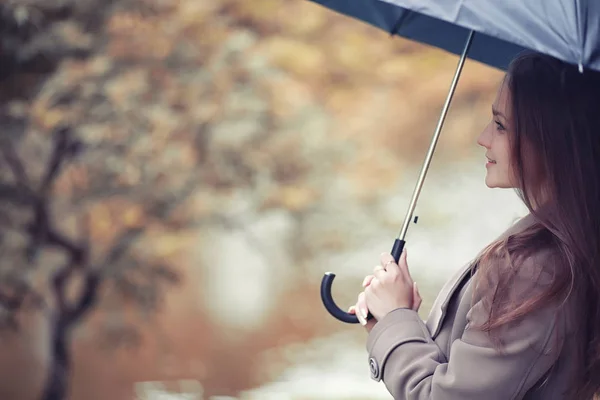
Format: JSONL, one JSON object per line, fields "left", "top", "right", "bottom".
{"left": 477, "top": 122, "right": 492, "bottom": 149}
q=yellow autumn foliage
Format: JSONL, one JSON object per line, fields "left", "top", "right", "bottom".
{"left": 262, "top": 185, "right": 320, "bottom": 212}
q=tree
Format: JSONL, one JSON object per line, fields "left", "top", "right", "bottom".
{"left": 0, "top": 0, "right": 336, "bottom": 398}
{"left": 0, "top": 2, "right": 199, "bottom": 398}
{"left": 0, "top": 120, "right": 195, "bottom": 400}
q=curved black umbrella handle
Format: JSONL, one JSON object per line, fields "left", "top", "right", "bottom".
{"left": 320, "top": 239, "right": 406, "bottom": 324}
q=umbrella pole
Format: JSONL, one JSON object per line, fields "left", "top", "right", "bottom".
{"left": 389, "top": 30, "right": 475, "bottom": 260}
{"left": 321, "top": 31, "right": 476, "bottom": 324}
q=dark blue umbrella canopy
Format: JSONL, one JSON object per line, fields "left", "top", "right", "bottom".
{"left": 309, "top": 0, "right": 600, "bottom": 71}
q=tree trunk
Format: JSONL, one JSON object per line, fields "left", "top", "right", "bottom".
{"left": 40, "top": 270, "right": 100, "bottom": 400}
{"left": 40, "top": 318, "right": 71, "bottom": 400}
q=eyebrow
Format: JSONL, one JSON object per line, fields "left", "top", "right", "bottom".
{"left": 492, "top": 107, "right": 507, "bottom": 119}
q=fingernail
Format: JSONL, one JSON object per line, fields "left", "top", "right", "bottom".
{"left": 358, "top": 315, "right": 367, "bottom": 326}
{"left": 360, "top": 307, "right": 368, "bottom": 320}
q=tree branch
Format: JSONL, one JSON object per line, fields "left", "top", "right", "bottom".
{"left": 44, "top": 227, "right": 85, "bottom": 262}
{"left": 40, "top": 126, "right": 77, "bottom": 194}
{"left": 66, "top": 271, "right": 100, "bottom": 323}
{"left": 102, "top": 227, "right": 145, "bottom": 267}
{"left": 51, "top": 264, "right": 75, "bottom": 313}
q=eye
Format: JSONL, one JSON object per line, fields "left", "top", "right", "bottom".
{"left": 494, "top": 120, "right": 505, "bottom": 131}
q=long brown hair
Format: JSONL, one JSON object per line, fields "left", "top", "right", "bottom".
{"left": 474, "top": 52, "right": 600, "bottom": 399}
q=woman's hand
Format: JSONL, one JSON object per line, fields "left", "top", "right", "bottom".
{"left": 348, "top": 290, "right": 377, "bottom": 332}
{"left": 350, "top": 249, "right": 421, "bottom": 332}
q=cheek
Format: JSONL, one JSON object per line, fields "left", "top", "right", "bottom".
{"left": 498, "top": 137, "right": 513, "bottom": 166}
{"left": 497, "top": 137, "right": 517, "bottom": 183}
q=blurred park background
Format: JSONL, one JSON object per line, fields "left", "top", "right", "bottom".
{"left": 0, "top": 0, "right": 528, "bottom": 399}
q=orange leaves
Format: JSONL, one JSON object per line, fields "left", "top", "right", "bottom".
{"left": 258, "top": 37, "right": 325, "bottom": 80}
{"left": 122, "top": 206, "right": 145, "bottom": 228}
{"left": 261, "top": 185, "right": 320, "bottom": 212}
{"left": 175, "top": 1, "right": 220, "bottom": 29}
{"left": 54, "top": 164, "right": 90, "bottom": 196}
{"left": 31, "top": 108, "right": 68, "bottom": 132}
{"left": 260, "top": 75, "right": 314, "bottom": 120}
{"left": 104, "top": 68, "right": 149, "bottom": 109}
{"left": 106, "top": 12, "right": 173, "bottom": 61}
{"left": 86, "top": 200, "right": 145, "bottom": 245}
{"left": 145, "top": 232, "right": 194, "bottom": 260}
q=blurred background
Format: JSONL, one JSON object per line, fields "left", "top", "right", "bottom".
{"left": 0, "top": 0, "right": 528, "bottom": 399}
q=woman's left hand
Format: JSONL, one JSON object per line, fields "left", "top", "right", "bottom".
{"left": 351, "top": 249, "right": 421, "bottom": 331}
{"left": 364, "top": 249, "right": 418, "bottom": 321}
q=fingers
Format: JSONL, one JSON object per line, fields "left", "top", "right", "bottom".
{"left": 397, "top": 250, "right": 421, "bottom": 311}
{"left": 412, "top": 282, "right": 422, "bottom": 311}
{"left": 356, "top": 292, "right": 369, "bottom": 326}
{"left": 380, "top": 250, "right": 409, "bottom": 281}
{"left": 398, "top": 249, "right": 414, "bottom": 282}
{"left": 373, "top": 265, "right": 386, "bottom": 280}
{"left": 362, "top": 275, "right": 375, "bottom": 288}
{"left": 379, "top": 249, "right": 419, "bottom": 307}
{"left": 349, "top": 298, "right": 371, "bottom": 328}
{"left": 380, "top": 253, "right": 398, "bottom": 274}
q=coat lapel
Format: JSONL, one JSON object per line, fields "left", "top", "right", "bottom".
{"left": 425, "top": 213, "right": 536, "bottom": 339}
{"left": 426, "top": 261, "right": 473, "bottom": 339}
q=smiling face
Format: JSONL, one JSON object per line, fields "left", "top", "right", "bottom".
{"left": 477, "top": 79, "right": 517, "bottom": 189}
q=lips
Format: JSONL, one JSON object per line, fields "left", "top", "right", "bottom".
{"left": 486, "top": 156, "right": 496, "bottom": 164}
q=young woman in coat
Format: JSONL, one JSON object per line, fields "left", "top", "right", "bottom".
{"left": 350, "top": 52, "right": 600, "bottom": 399}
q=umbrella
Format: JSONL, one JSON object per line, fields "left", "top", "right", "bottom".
{"left": 315, "top": 0, "right": 600, "bottom": 324}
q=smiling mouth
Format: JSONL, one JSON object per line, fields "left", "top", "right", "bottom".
{"left": 486, "top": 157, "right": 497, "bottom": 164}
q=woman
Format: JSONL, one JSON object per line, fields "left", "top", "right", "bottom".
{"left": 350, "top": 52, "right": 600, "bottom": 399}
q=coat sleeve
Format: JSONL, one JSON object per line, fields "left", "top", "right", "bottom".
{"left": 366, "top": 256, "right": 566, "bottom": 400}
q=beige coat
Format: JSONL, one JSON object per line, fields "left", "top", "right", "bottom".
{"left": 366, "top": 214, "right": 581, "bottom": 399}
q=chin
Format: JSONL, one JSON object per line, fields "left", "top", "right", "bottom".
{"left": 485, "top": 179, "right": 513, "bottom": 189}
{"left": 485, "top": 175, "right": 512, "bottom": 189}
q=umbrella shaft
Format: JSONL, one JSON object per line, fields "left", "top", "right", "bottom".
{"left": 397, "top": 30, "right": 475, "bottom": 240}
